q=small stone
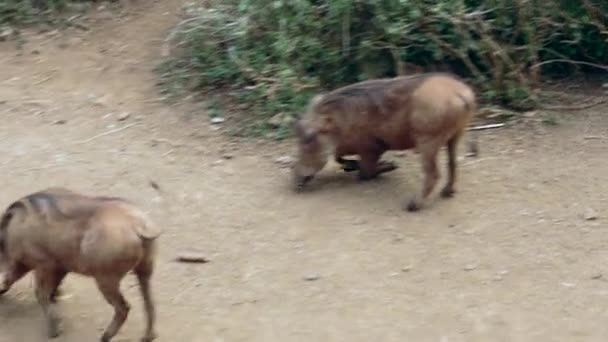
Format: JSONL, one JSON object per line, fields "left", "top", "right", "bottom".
{"left": 401, "top": 265, "right": 413, "bottom": 273}
{"left": 212, "top": 160, "right": 223, "bottom": 166}
{"left": 561, "top": 282, "right": 576, "bottom": 288}
{"left": 464, "top": 264, "right": 478, "bottom": 271}
{"left": 583, "top": 208, "right": 598, "bottom": 221}
{"left": 210, "top": 117, "right": 225, "bottom": 124}
{"left": 52, "top": 120, "right": 67, "bottom": 125}
{"left": 222, "top": 154, "right": 234, "bottom": 160}
{"left": 303, "top": 274, "right": 320, "bottom": 281}
{"left": 275, "top": 155, "right": 294, "bottom": 167}
{"left": 268, "top": 113, "right": 293, "bottom": 127}
{"left": 117, "top": 112, "right": 130, "bottom": 121}
{"left": 352, "top": 218, "right": 367, "bottom": 225}
{"left": 591, "top": 274, "right": 603, "bottom": 280}
{"left": 0, "top": 27, "right": 14, "bottom": 41}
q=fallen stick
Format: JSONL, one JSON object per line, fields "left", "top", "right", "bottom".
{"left": 468, "top": 123, "right": 505, "bottom": 131}
{"left": 539, "top": 98, "right": 608, "bottom": 111}
{"left": 175, "top": 251, "right": 210, "bottom": 264}
{"left": 77, "top": 123, "right": 137, "bottom": 144}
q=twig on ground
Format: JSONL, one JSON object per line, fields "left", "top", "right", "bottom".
{"left": 468, "top": 123, "right": 505, "bottom": 131}
{"left": 77, "top": 123, "right": 137, "bottom": 144}
{"left": 33, "top": 75, "right": 53, "bottom": 85}
{"left": 530, "top": 59, "right": 608, "bottom": 72}
{"left": 539, "top": 98, "right": 608, "bottom": 111}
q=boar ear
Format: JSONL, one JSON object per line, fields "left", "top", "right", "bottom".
{"left": 293, "top": 119, "right": 304, "bottom": 137}
{"left": 294, "top": 121, "right": 318, "bottom": 143}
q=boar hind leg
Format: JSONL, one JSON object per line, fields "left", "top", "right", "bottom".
{"left": 440, "top": 133, "right": 462, "bottom": 198}
{"left": 135, "top": 253, "right": 157, "bottom": 342}
{"left": 34, "top": 269, "right": 64, "bottom": 338}
{"left": 97, "top": 276, "right": 130, "bottom": 342}
{"left": 406, "top": 142, "right": 441, "bottom": 212}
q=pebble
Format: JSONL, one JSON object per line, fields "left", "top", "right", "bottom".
{"left": 268, "top": 113, "right": 293, "bottom": 127}
{"left": 401, "top": 265, "right": 413, "bottom": 273}
{"left": 210, "top": 117, "right": 225, "bottom": 124}
{"left": 352, "top": 218, "right": 367, "bottom": 225}
{"left": 303, "top": 274, "right": 320, "bottom": 281}
{"left": 463, "top": 264, "right": 478, "bottom": 271}
{"left": 583, "top": 208, "right": 598, "bottom": 221}
{"left": 275, "top": 155, "right": 294, "bottom": 167}
{"left": 0, "top": 27, "right": 14, "bottom": 41}
{"left": 561, "top": 282, "right": 576, "bottom": 288}
{"left": 117, "top": 112, "right": 130, "bottom": 121}
{"left": 591, "top": 274, "right": 603, "bottom": 280}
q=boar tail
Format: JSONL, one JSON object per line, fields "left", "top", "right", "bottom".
{"left": 0, "top": 200, "right": 26, "bottom": 230}
{"left": 133, "top": 212, "right": 162, "bottom": 241}
{"left": 456, "top": 86, "right": 478, "bottom": 157}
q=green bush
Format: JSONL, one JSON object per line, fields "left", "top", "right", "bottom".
{"left": 159, "top": 0, "right": 608, "bottom": 138}
{"left": 0, "top": 0, "right": 98, "bottom": 26}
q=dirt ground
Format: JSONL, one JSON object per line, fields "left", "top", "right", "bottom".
{"left": 1, "top": 1, "right": 607, "bottom": 341}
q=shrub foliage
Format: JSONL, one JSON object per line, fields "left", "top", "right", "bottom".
{"left": 159, "top": 0, "right": 606, "bottom": 137}
{"left": 0, "top": 0, "right": 91, "bottom": 25}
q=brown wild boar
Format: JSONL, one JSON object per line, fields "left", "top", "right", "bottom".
{"left": 0, "top": 187, "right": 160, "bottom": 341}
{"left": 293, "top": 72, "right": 477, "bottom": 211}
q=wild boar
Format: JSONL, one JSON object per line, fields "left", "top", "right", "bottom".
{"left": 0, "top": 187, "right": 160, "bottom": 341}
{"left": 293, "top": 72, "right": 477, "bottom": 211}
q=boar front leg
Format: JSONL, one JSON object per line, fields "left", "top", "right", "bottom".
{"left": 406, "top": 141, "right": 441, "bottom": 211}
{"left": 357, "top": 152, "right": 398, "bottom": 181}
{"left": 0, "top": 262, "right": 30, "bottom": 295}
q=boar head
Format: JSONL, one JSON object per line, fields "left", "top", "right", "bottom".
{"left": 292, "top": 119, "right": 331, "bottom": 190}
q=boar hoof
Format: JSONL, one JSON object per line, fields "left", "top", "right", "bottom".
{"left": 50, "top": 287, "right": 62, "bottom": 303}
{"left": 405, "top": 200, "right": 421, "bottom": 212}
{"left": 47, "top": 319, "right": 62, "bottom": 339}
{"left": 440, "top": 187, "right": 455, "bottom": 198}
{"left": 141, "top": 334, "right": 157, "bottom": 342}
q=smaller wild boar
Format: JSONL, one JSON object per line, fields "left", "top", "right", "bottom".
{"left": 0, "top": 187, "right": 160, "bottom": 341}
{"left": 293, "top": 72, "right": 477, "bottom": 211}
